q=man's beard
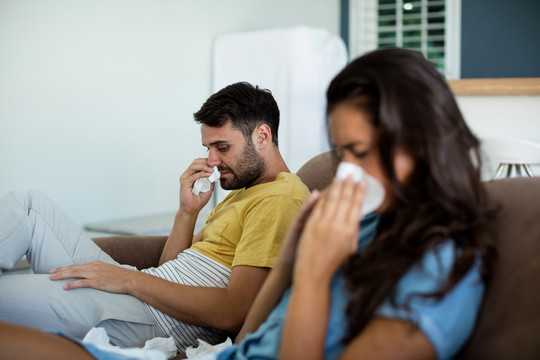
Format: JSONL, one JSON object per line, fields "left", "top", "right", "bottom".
{"left": 219, "top": 141, "right": 266, "bottom": 190}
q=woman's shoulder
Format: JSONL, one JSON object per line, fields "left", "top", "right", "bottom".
{"left": 376, "top": 239, "right": 485, "bottom": 360}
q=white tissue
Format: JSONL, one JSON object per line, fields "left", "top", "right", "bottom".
{"left": 83, "top": 326, "right": 109, "bottom": 345}
{"left": 185, "top": 337, "right": 233, "bottom": 358}
{"left": 334, "top": 162, "right": 386, "bottom": 217}
{"left": 144, "top": 336, "right": 178, "bottom": 359}
{"left": 82, "top": 327, "right": 177, "bottom": 360}
{"left": 192, "top": 166, "right": 221, "bottom": 195}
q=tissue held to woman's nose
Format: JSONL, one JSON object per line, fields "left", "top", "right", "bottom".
{"left": 334, "top": 162, "right": 385, "bottom": 218}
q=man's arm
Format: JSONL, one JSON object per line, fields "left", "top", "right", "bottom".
{"left": 51, "top": 261, "right": 269, "bottom": 333}
{"left": 52, "top": 170, "right": 306, "bottom": 333}
{"left": 159, "top": 158, "right": 214, "bottom": 265}
{"left": 131, "top": 264, "right": 270, "bottom": 332}
{"left": 158, "top": 211, "right": 199, "bottom": 265}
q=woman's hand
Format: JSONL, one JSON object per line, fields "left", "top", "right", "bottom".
{"left": 293, "top": 177, "right": 366, "bottom": 284}
{"left": 279, "top": 178, "right": 366, "bottom": 360}
{"left": 49, "top": 261, "right": 139, "bottom": 293}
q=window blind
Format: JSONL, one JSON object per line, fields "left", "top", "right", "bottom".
{"left": 349, "top": 0, "right": 460, "bottom": 78}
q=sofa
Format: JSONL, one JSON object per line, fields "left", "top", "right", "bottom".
{"left": 93, "top": 151, "right": 540, "bottom": 359}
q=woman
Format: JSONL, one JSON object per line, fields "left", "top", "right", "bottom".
{"left": 0, "top": 48, "right": 496, "bottom": 360}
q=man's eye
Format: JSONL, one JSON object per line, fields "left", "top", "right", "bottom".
{"left": 218, "top": 146, "right": 229, "bottom": 152}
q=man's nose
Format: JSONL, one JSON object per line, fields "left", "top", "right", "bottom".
{"left": 207, "top": 149, "right": 222, "bottom": 167}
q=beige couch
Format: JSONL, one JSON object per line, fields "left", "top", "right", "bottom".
{"left": 94, "top": 151, "right": 540, "bottom": 359}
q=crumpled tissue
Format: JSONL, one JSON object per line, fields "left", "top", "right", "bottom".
{"left": 192, "top": 166, "right": 221, "bottom": 196}
{"left": 334, "top": 162, "right": 386, "bottom": 218}
{"left": 82, "top": 327, "right": 177, "bottom": 360}
{"left": 185, "top": 337, "right": 233, "bottom": 358}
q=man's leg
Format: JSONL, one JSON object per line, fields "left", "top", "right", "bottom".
{"left": 0, "top": 190, "right": 116, "bottom": 273}
{"left": 0, "top": 274, "right": 165, "bottom": 347}
{"left": 0, "top": 190, "right": 166, "bottom": 345}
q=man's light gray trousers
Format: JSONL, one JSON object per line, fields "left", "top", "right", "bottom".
{"left": 0, "top": 190, "right": 166, "bottom": 347}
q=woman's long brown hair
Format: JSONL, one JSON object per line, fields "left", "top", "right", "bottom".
{"left": 325, "top": 48, "right": 497, "bottom": 342}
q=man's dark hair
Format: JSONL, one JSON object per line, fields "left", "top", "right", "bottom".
{"left": 194, "top": 82, "right": 280, "bottom": 146}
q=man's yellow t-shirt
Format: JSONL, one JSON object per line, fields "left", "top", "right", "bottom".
{"left": 190, "top": 172, "right": 310, "bottom": 269}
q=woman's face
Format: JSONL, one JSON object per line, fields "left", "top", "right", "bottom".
{"left": 329, "top": 101, "right": 414, "bottom": 212}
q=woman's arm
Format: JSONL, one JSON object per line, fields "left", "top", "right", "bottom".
{"left": 0, "top": 322, "right": 95, "bottom": 360}
{"left": 279, "top": 178, "right": 438, "bottom": 360}
{"left": 235, "top": 263, "right": 291, "bottom": 342}
{"left": 280, "top": 178, "right": 365, "bottom": 360}
{"left": 236, "top": 191, "right": 321, "bottom": 342}
{"left": 279, "top": 272, "right": 332, "bottom": 360}
{"left": 339, "top": 317, "right": 436, "bottom": 360}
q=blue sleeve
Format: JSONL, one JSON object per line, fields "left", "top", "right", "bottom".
{"left": 375, "top": 241, "right": 485, "bottom": 360}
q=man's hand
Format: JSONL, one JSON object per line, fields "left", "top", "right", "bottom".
{"left": 160, "top": 158, "right": 215, "bottom": 265}
{"left": 179, "top": 158, "right": 215, "bottom": 214}
{"left": 49, "top": 261, "right": 139, "bottom": 293}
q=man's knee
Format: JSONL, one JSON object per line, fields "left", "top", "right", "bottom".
{"left": 5, "top": 189, "right": 50, "bottom": 212}
{"left": 22, "top": 189, "right": 53, "bottom": 209}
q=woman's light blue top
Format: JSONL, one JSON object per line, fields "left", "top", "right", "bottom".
{"left": 218, "top": 214, "right": 485, "bottom": 360}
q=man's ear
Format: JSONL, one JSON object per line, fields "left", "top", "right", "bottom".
{"left": 254, "top": 124, "right": 272, "bottom": 149}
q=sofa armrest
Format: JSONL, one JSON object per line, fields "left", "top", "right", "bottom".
{"left": 92, "top": 236, "right": 168, "bottom": 270}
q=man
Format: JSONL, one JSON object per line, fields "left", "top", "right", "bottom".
{"left": 0, "top": 82, "right": 310, "bottom": 352}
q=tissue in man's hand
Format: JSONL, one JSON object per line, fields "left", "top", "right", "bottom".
{"left": 192, "top": 166, "right": 221, "bottom": 195}
{"left": 335, "top": 162, "right": 385, "bottom": 217}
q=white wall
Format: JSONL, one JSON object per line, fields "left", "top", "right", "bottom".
{"left": 0, "top": 0, "right": 339, "bottom": 226}
{"left": 457, "top": 95, "right": 540, "bottom": 177}
{"left": 458, "top": 95, "right": 540, "bottom": 141}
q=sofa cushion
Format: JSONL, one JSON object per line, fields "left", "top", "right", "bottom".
{"left": 458, "top": 177, "right": 540, "bottom": 359}
{"left": 93, "top": 235, "right": 168, "bottom": 270}
{"left": 296, "top": 150, "right": 339, "bottom": 191}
